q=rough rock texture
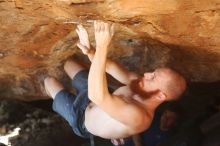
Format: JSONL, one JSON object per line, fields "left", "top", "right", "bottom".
{"left": 0, "top": 0, "right": 220, "bottom": 100}
{"left": 0, "top": 86, "right": 219, "bottom": 146}
{"left": 0, "top": 99, "right": 87, "bottom": 146}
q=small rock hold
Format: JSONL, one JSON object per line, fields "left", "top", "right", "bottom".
{"left": 0, "top": 53, "right": 4, "bottom": 58}
{"left": 25, "top": 128, "right": 30, "bottom": 132}
{"left": 25, "top": 114, "right": 31, "bottom": 118}
{"left": 14, "top": 0, "right": 23, "bottom": 9}
{"left": 41, "top": 118, "right": 51, "bottom": 125}
{"left": 0, "top": 127, "right": 6, "bottom": 134}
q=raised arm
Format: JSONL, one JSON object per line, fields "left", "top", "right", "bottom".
{"left": 88, "top": 21, "right": 150, "bottom": 132}
{"left": 76, "top": 24, "right": 138, "bottom": 85}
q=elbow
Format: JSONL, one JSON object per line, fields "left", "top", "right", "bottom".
{"left": 132, "top": 122, "right": 147, "bottom": 133}
{"left": 88, "top": 89, "right": 93, "bottom": 100}
{"left": 88, "top": 89, "right": 105, "bottom": 104}
{"left": 88, "top": 90, "right": 97, "bottom": 102}
{"left": 88, "top": 82, "right": 99, "bottom": 103}
{"left": 130, "top": 115, "right": 150, "bottom": 133}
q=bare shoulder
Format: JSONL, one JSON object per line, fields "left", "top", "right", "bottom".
{"left": 127, "top": 109, "right": 153, "bottom": 134}
{"left": 113, "top": 84, "right": 136, "bottom": 99}
{"left": 128, "top": 72, "right": 139, "bottom": 81}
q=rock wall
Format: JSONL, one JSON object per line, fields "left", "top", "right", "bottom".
{"left": 0, "top": 0, "right": 220, "bottom": 100}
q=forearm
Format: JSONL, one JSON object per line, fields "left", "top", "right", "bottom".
{"left": 87, "top": 47, "right": 112, "bottom": 69}
{"left": 88, "top": 47, "right": 109, "bottom": 103}
{"left": 87, "top": 48, "right": 136, "bottom": 84}
{"left": 86, "top": 47, "right": 116, "bottom": 74}
{"left": 88, "top": 47, "right": 147, "bottom": 130}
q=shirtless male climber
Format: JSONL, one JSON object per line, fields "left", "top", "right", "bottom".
{"left": 44, "top": 21, "right": 186, "bottom": 141}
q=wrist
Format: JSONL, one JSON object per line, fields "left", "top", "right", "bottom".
{"left": 94, "top": 49, "right": 108, "bottom": 59}
{"left": 96, "top": 47, "right": 108, "bottom": 56}
{"left": 96, "top": 45, "right": 108, "bottom": 50}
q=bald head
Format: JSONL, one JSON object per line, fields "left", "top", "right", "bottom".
{"left": 158, "top": 68, "right": 186, "bottom": 101}
{"left": 140, "top": 67, "right": 186, "bottom": 101}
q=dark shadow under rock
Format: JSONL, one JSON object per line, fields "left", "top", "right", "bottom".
{"left": 0, "top": 99, "right": 87, "bottom": 146}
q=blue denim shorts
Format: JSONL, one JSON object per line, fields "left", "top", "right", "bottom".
{"left": 52, "top": 70, "right": 91, "bottom": 138}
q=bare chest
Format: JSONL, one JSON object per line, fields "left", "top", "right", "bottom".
{"left": 112, "top": 85, "right": 134, "bottom": 99}
{"left": 85, "top": 86, "right": 145, "bottom": 138}
{"left": 113, "top": 86, "right": 144, "bottom": 102}
{"left": 84, "top": 86, "right": 137, "bottom": 138}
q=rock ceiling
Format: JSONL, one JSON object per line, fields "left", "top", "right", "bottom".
{"left": 0, "top": 0, "right": 219, "bottom": 100}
